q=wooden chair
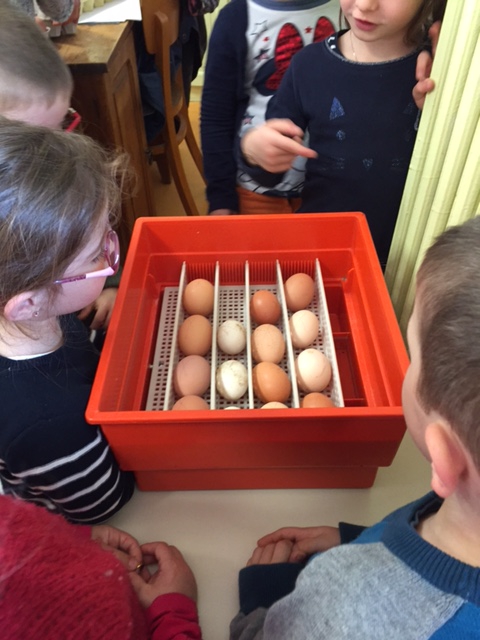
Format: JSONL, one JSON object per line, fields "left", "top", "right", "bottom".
{"left": 141, "top": 0, "right": 205, "bottom": 216}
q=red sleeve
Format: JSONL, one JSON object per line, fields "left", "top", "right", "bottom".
{"left": 145, "top": 593, "right": 202, "bottom": 640}
{"left": 76, "top": 525, "right": 93, "bottom": 539}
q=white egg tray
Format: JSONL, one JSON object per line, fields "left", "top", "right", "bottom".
{"left": 146, "top": 259, "right": 344, "bottom": 411}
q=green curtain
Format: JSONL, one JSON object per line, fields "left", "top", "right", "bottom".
{"left": 385, "top": 0, "right": 480, "bottom": 335}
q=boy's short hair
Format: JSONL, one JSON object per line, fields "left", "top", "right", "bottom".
{"left": 416, "top": 216, "right": 480, "bottom": 468}
{"left": 0, "top": 1, "right": 73, "bottom": 113}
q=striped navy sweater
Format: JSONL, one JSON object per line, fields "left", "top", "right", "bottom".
{"left": 0, "top": 314, "right": 134, "bottom": 524}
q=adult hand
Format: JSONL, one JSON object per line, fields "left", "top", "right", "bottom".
{"left": 241, "top": 120, "right": 317, "bottom": 173}
{"left": 256, "top": 525, "right": 341, "bottom": 563}
{"left": 128, "top": 542, "right": 198, "bottom": 609}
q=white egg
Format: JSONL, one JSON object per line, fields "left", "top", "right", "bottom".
{"left": 295, "top": 348, "right": 332, "bottom": 393}
{"left": 289, "top": 310, "right": 320, "bottom": 349}
{"left": 217, "top": 320, "right": 247, "bottom": 355}
{"left": 216, "top": 360, "right": 248, "bottom": 401}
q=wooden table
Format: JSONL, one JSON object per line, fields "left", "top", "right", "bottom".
{"left": 55, "top": 22, "right": 155, "bottom": 258}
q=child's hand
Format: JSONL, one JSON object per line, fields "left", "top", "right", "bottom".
{"left": 78, "top": 287, "right": 117, "bottom": 330}
{"left": 128, "top": 542, "right": 198, "bottom": 609}
{"left": 256, "top": 526, "right": 341, "bottom": 563}
{"left": 91, "top": 524, "right": 143, "bottom": 570}
{"left": 241, "top": 120, "right": 317, "bottom": 173}
{"left": 247, "top": 539, "right": 294, "bottom": 566}
{"left": 413, "top": 21, "right": 441, "bottom": 110}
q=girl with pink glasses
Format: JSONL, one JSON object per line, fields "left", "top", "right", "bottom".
{"left": 0, "top": 118, "right": 135, "bottom": 523}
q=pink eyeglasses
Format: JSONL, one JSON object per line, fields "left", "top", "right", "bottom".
{"left": 54, "top": 229, "right": 120, "bottom": 285}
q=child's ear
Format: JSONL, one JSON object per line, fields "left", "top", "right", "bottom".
{"left": 425, "top": 422, "right": 467, "bottom": 498}
{"left": 4, "top": 292, "right": 40, "bottom": 322}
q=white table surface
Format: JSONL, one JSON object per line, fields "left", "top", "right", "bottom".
{"left": 107, "top": 432, "right": 430, "bottom": 640}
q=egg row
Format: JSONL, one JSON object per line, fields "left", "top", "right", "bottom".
{"left": 172, "top": 348, "right": 332, "bottom": 404}
{"left": 172, "top": 392, "right": 334, "bottom": 411}
{"left": 182, "top": 273, "right": 317, "bottom": 320}
{"left": 178, "top": 312, "right": 320, "bottom": 360}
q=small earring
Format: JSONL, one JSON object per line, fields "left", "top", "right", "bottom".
{"left": 33, "top": 311, "right": 39, "bottom": 317}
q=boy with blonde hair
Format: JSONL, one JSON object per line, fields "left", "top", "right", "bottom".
{"left": 231, "top": 216, "right": 480, "bottom": 638}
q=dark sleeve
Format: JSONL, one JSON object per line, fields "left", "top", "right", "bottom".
{"left": 236, "top": 58, "right": 305, "bottom": 189}
{"left": 339, "top": 522, "right": 367, "bottom": 544}
{"left": 147, "top": 593, "right": 202, "bottom": 640}
{"left": 3, "top": 417, "right": 135, "bottom": 524}
{"left": 229, "top": 563, "right": 302, "bottom": 640}
{"left": 238, "top": 563, "right": 304, "bottom": 615}
{"left": 200, "top": 0, "right": 248, "bottom": 213}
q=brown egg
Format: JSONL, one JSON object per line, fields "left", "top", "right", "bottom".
{"left": 178, "top": 315, "right": 212, "bottom": 356}
{"left": 173, "top": 355, "right": 210, "bottom": 397}
{"left": 182, "top": 279, "right": 214, "bottom": 316}
{"left": 252, "top": 362, "right": 291, "bottom": 403}
{"left": 295, "top": 348, "right": 332, "bottom": 393}
{"left": 172, "top": 396, "right": 210, "bottom": 410}
{"left": 250, "top": 290, "right": 281, "bottom": 325}
{"left": 251, "top": 324, "right": 285, "bottom": 363}
{"left": 301, "top": 393, "right": 335, "bottom": 408}
{"left": 284, "top": 273, "right": 315, "bottom": 311}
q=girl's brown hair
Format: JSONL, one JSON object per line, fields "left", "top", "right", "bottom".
{"left": 0, "top": 118, "right": 128, "bottom": 311}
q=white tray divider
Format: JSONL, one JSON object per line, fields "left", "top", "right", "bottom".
{"left": 314, "top": 259, "right": 344, "bottom": 407}
{"left": 245, "top": 261, "right": 254, "bottom": 409}
{"left": 210, "top": 262, "right": 221, "bottom": 409}
{"left": 276, "top": 260, "right": 300, "bottom": 408}
{"left": 163, "top": 261, "right": 188, "bottom": 410}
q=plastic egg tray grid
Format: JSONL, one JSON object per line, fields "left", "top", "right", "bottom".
{"left": 146, "top": 259, "right": 344, "bottom": 411}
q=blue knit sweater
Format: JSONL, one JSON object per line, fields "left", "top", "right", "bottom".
{"left": 230, "top": 493, "right": 480, "bottom": 639}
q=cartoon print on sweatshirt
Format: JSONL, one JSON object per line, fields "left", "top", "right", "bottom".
{"left": 256, "top": 17, "right": 335, "bottom": 95}
{"left": 238, "top": 1, "right": 338, "bottom": 196}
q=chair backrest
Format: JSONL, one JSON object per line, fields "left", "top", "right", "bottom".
{"left": 141, "top": 0, "right": 180, "bottom": 54}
